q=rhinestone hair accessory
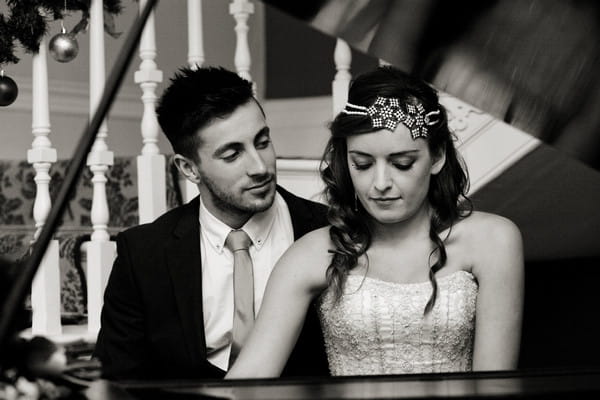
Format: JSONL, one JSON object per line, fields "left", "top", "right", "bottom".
{"left": 342, "top": 96, "right": 441, "bottom": 139}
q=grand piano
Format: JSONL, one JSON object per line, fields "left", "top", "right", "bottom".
{"left": 81, "top": 368, "right": 600, "bottom": 399}
{"left": 2, "top": 1, "right": 600, "bottom": 398}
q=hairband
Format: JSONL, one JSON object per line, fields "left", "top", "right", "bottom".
{"left": 341, "top": 96, "right": 441, "bottom": 139}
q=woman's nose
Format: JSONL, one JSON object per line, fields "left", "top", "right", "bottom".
{"left": 373, "top": 164, "right": 392, "bottom": 191}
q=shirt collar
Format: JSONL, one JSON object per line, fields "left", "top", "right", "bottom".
{"left": 199, "top": 194, "right": 279, "bottom": 254}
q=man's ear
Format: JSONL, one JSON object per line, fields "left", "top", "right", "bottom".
{"left": 173, "top": 154, "right": 201, "bottom": 184}
{"left": 431, "top": 147, "right": 446, "bottom": 175}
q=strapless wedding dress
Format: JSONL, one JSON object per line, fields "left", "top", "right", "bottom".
{"left": 317, "top": 270, "right": 478, "bottom": 375}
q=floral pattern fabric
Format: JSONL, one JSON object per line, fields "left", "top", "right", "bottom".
{"left": 0, "top": 155, "right": 182, "bottom": 321}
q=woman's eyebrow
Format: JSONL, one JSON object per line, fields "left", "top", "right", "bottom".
{"left": 348, "top": 149, "right": 419, "bottom": 156}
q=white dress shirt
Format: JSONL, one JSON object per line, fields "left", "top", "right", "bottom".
{"left": 199, "top": 192, "right": 294, "bottom": 371}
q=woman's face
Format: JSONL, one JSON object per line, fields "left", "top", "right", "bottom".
{"left": 346, "top": 125, "right": 445, "bottom": 225}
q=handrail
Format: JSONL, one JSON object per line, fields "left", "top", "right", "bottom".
{"left": 0, "top": 0, "right": 159, "bottom": 355}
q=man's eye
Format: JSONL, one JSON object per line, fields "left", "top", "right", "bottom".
{"left": 222, "top": 151, "right": 240, "bottom": 162}
{"left": 256, "top": 138, "right": 271, "bottom": 149}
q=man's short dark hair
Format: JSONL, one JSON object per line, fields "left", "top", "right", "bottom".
{"left": 156, "top": 66, "right": 256, "bottom": 161}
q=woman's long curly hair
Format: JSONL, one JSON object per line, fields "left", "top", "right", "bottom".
{"left": 320, "top": 66, "right": 472, "bottom": 314}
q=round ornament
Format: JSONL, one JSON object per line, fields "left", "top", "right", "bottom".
{"left": 0, "top": 73, "right": 18, "bottom": 107}
{"left": 49, "top": 27, "right": 79, "bottom": 63}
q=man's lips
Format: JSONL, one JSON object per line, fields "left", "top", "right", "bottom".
{"left": 246, "top": 178, "right": 274, "bottom": 191}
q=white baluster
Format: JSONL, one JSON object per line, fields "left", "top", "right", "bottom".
{"left": 86, "top": 0, "right": 117, "bottom": 336}
{"left": 187, "top": 0, "right": 205, "bottom": 69}
{"left": 229, "top": 0, "right": 254, "bottom": 83}
{"left": 332, "top": 39, "right": 352, "bottom": 117}
{"left": 181, "top": 0, "right": 205, "bottom": 202}
{"left": 88, "top": 0, "right": 113, "bottom": 243}
{"left": 28, "top": 36, "right": 61, "bottom": 336}
{"left": 135, "top": 0, "right": 166, "bottom": 222}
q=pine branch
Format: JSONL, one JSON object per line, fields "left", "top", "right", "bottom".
{"left": 0, "top": 0, "right": 127, "bottom": 66}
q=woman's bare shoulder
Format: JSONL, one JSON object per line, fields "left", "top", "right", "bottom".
{"left": 273, "top": 226, "right": 334, "bottom": 290}
{"left": 455, "top": 212, "right": 523, "bottom": 277}
{"left": 455, "top": 211, "right": 521, "bottom": 243}
{"left": 289, "top": 226, "right": 333, "bottom": 253}
{"left": 298, "top": 225, "right": 332, "bottom": 242}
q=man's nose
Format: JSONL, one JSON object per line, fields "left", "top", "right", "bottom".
{"left": 246, "top": 149, "right": 268, "bottom": 176}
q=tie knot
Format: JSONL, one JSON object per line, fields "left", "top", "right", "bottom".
{"left": 225, "top": 229, "right": 251, "bottom": 252}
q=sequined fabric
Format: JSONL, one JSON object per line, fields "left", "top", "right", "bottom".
{"left": 317, "top": 270, "right": 478, "bottom": 376}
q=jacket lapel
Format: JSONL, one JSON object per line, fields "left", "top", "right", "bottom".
{"left": 277, "top": 185, "right": 327, "bottom": 239}
{"left": 165, "top": 196, "right": 207, "bottom": 364}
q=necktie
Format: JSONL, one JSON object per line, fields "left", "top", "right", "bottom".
{"left": 225, "top": 229, "right": 255, "bottom": 367}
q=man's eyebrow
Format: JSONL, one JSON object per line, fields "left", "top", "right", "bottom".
{"left": 213, "top": 126, "right": 271, "bottom": 158}
{"left": 255, "top": 126, "right": 270, "bottom": 139}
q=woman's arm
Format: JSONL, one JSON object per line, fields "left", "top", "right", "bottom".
{"left": 471, "top": 214, "right": 525, "bottom": 371}
{"left": 226, "top": 227, "right": 331, "bottom": 379}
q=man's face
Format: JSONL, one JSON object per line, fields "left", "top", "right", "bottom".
{"left": 194, "top": 100, "right": 277, "bottom": 227}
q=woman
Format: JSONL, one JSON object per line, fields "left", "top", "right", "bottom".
{"left": 227, "top": 66, "right": 524, "bottom": 378}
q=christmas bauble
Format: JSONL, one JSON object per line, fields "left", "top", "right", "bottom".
{"left": 0, "top": 74, "right": 18, "bottom": 107}
{"left": 49, "top": 32, "right": 79, "bottom": 63}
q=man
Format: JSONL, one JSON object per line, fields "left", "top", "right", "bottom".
{"left": 94, "top": 66, "right": 329, "bottom": 380}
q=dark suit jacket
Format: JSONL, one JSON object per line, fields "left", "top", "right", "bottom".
{"left": 94, "top": 186, "right": 330, "bottom": 380}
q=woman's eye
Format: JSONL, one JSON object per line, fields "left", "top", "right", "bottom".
{"left": 394, "top": 163, "right": 413, "bottom": 171}
{"left": 352, "top": 163, "right": 371, "bottom": 171}
{"left": 393, "top": 162, "right": 414, "bottom": 170}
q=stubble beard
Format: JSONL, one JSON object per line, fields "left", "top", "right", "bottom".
{"left": 200, "top": 172, "right": 276, "bottom": 217}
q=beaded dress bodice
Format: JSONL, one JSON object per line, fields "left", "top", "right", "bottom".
{"left": 317, "top": 270, "right": 478, "bottom": 376}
